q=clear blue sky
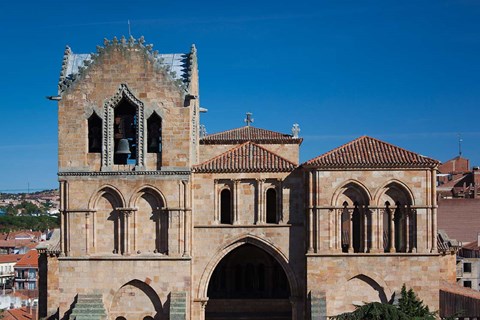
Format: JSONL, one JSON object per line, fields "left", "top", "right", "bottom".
{"left": 0, "top": 0, "right": 479, "bottom": 192}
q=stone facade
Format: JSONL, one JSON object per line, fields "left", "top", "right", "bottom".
{"left": 40, "top": 37, "right": 457, "bottom": 320}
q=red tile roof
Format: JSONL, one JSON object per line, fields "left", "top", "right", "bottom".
{"left": 4, "top": 307, "right": 35, "bottom": 320}
{"left": 201, "top": 126, "right": 302, "bottom": 145}
{"left": 14, "top": 250, "right": 38, "bottom": 268}
{"left": 303, "top": 136, "right": 439, "bottom": 169}
{"left": 193, "top": 141, "right": 297, "bottom": 173}
{"left": 0, "top": 254, "right": 24, "bottom": 264}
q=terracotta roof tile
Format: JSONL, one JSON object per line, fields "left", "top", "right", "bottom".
{"left": 201, "top": 126, "right": 302, "bottom": 145}
{"left": 4, "top": 307, "right": 34, "bottom": 320}
{"left": 303, "top": 136, "right": 439, "bottom": 169}
{"left": 193, "top": 142, "right": 297, "bottom": 173}
{"left": 0, "top": 254, "right": 24, "bottom": 264}
{"left": 14, "top": 250, "right": 38, "bottom": 268}
{"left": 440, "top": 281, "right": 480, "bottom": 300}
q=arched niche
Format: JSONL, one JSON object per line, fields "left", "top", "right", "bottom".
{"left": 109, "top": 279, "right": 163, "bottom": 320}
{"left": 131, "top": 187, "right": 167, "bottom": 254}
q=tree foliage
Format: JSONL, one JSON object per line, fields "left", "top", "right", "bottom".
{"left": 331, "top": 285, "right": 437, "bottom": 320}
{"left": 0, "top": 215, "right": 59, "bottom": 232}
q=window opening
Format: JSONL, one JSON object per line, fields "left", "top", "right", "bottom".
{"left": 114, "top": 98, "right": 137, "bottom": 165}
{"left": 88, "top": 113, "right": 102, "bottom": 153}
{"left": 464, "top": 262, "right": 472, "bottom": 273}
{"left": 266, "top": 188, "right": 277, "bottom": 223}
{"left": 220, "top": 189, "right": 232, "bottom": 224}
{"left": 147, "top": 113, "right": 162, "bottom": 153}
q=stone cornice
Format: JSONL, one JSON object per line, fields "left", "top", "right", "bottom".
{"left": 58, "top": 170, "right": 191, "bottom": 177}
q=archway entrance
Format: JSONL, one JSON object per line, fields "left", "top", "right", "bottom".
{"left": 205, "top": 244, "right": 292, "bottom": 320}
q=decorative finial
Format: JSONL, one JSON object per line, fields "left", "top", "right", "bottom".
{"left": 244, "top": 112, "right": 254, "bottom": 127}
{"left": 292, "top": 123, "right": 300, "bottom": 138}
{"left": 200, "top": 125, "right": 207, "bottom": 138}
{"left": 121, "top": 35, "right": 127, "bottom": 45}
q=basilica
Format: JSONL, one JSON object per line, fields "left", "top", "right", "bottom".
{"left": 38, "top": 36, "right": 456, "bottom": 320}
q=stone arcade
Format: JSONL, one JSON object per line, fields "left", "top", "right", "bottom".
{"left": 39, "top": 37, "right": 456, "bottom": 320}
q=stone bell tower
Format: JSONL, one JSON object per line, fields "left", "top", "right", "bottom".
{"left": 44, "top": 36, "right": 199, "bottom": 319}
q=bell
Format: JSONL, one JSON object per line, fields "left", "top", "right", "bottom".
{"left": 115, "top": 139, "right": 131, "bottom": 155}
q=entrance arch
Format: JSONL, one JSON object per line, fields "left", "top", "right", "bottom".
{"left": 204, "top": 243, "right": 293, "bottom": 320}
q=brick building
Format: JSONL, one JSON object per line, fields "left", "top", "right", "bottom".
{"left": 39, "top": 36, "right": 457, "bottom": 320}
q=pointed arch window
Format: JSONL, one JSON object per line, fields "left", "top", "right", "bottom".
{"left": 147, "top": 113, "right": 162, "bottom": 154}
{"left": 88, "top": 112, "right": 102, "bottom": 153}
{"left": 266, "top": 188, "right": 277, "bottom": 223}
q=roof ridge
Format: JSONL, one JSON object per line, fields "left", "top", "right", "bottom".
{"left": 193, "top": 141, "right": 297, "bottom": 173}
{"left": 303, "top": 135, "right": 438, "bottom": 168}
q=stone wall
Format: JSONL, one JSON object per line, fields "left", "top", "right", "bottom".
{"left": 56, "top": 258, "right": 191, "bottom": 320}
{"left": 306, "top": 254, "right": 441, "bottom": 317}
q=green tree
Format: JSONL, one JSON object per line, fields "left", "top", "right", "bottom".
{"left": 397, "top": 284, "right": 436, "bottom": 319}
{"left": 331, "top": 285, "right": 439, "bottom": 320}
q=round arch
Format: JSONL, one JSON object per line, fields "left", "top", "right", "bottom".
{"left": 374, "top": 180, "right": 415, "bottom": 207}
{"left": 331, "top": 180, "right": 372, "bottom": 206}
{"left": 128, "top": 185, "right": 167, "bottom": 209}
{"left": 88, "top": 185, "right": 126, "bottom": 210}
{"left": 107, "top": 279, "right": 163, "bottom": 320}
{"left": 197, "top": 234, "right": 299, "bottom": 300}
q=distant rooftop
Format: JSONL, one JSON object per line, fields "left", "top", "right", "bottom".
{"left": 201, "top": 126, "right": 302, "bottom": 145}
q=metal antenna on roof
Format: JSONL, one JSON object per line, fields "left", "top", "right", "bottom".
{"left": 128, "top": 20, "right": 132, "bottom": 38}
{"left": 244, "top": 112, "right": 254, "bottom": 127}
{"left": 458, "top": 133, "right": 463, "bottom": 157}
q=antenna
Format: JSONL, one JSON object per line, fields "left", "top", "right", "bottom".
{"left": 458, "top": 133, "right": 463, "bottom": 157}
{"left": 128, "top": 20, "right": 132, "bottom": 37}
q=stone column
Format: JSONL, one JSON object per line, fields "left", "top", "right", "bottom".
{"left": 256, "top": 179, "right": 264, "bottom": 224}
{"left": 336, "top": 209, "right": 342, "bottom": 251}
{"left": 373, "top": 208, "right": 382, "bottom": 253}
{"left": 85, "top": 212, "right": 90, "bottom": 255}
{"left": 213, "top": 179, "right": 219, "bottom": 224}
{"left": 431, "top": 168, "right": 438, "bottom": 252}
{"left": 182, "top": 180, "right": 190, "bottom": 257}
{"left": 348, "top": 209, "right": 353, "bottom": 253}
{"left": 363, "top": 206, "right": 368, "bottom": 253}
{"left": 405, "top": 209, "right": 410, "bottom": 253}
{"left": 278, "top": 179, "right": 284, "bottom": 223}
{"left": 389, "top": 208, "right": 395, "bottom": 253}
{"left": 290, "top": 296, "right": 299, "bottom": 320}
{"left": 233, "top": 179, "right": 240, "bottom": 224}
{"left": 307, "top": 171, "right": 314, "bottom": 253}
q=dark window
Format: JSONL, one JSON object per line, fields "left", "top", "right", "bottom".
{"left": 464, "top": 262, "right": 472, "bottom": 273}
{"left": 147, "top": 113, "right": 162, "bottom": 153}
{"left": 88, "top": 113, "right": 102, "bottom": 153}
{"left": 464, "top": 280, "right": 472, "bottom": 288}
{"left": 114, "top": 99, "right": 137, "bottom": 165}
{"left": 266, "top": 188, "right": 277, "bottom": 223}
{"left": 220, "top": 189, "right": 232, "bottom": 224}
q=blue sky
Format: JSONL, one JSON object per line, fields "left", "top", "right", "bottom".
{"left": 0, "top": 0, "right": 479, "bottom": 192}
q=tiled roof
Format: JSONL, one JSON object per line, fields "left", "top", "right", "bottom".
{"left": 36, "top": 229, "right": 61, "bottom": 254}
{"left": 303, "top": 136, "right": 439, "bottom": 169}
{"left": 0, "top": 254, "right": 24, "bottom": 264}
{"left": 15, "top": 250, "right": 38, "bottom": 268}
{"left": 201, "top": 126, "right": 302, "bottom": 145}
{"left": 4, "top": 307, "right": 35, "bottom": 320}
{"left": 193, "top": 142, "right": 297, "bottom": 173}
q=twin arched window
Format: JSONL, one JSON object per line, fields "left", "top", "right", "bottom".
{"left": 219, "top": 187, "right": 278, "bottom": 224}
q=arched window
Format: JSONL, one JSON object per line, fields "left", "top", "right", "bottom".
{"left": 147, "top": 113, "right": 162, "bottom": 154}
{"left": 266, "top": 188, "right": 277, "bottom": 223}
{"left": 88, "top": 112, "right": 102, "bottom": 153}
{"left": 220, "top": 189, "right": 232, "bottom": 224}
{"left": 114, "top": 98, "right": 137, "bottom": 165}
